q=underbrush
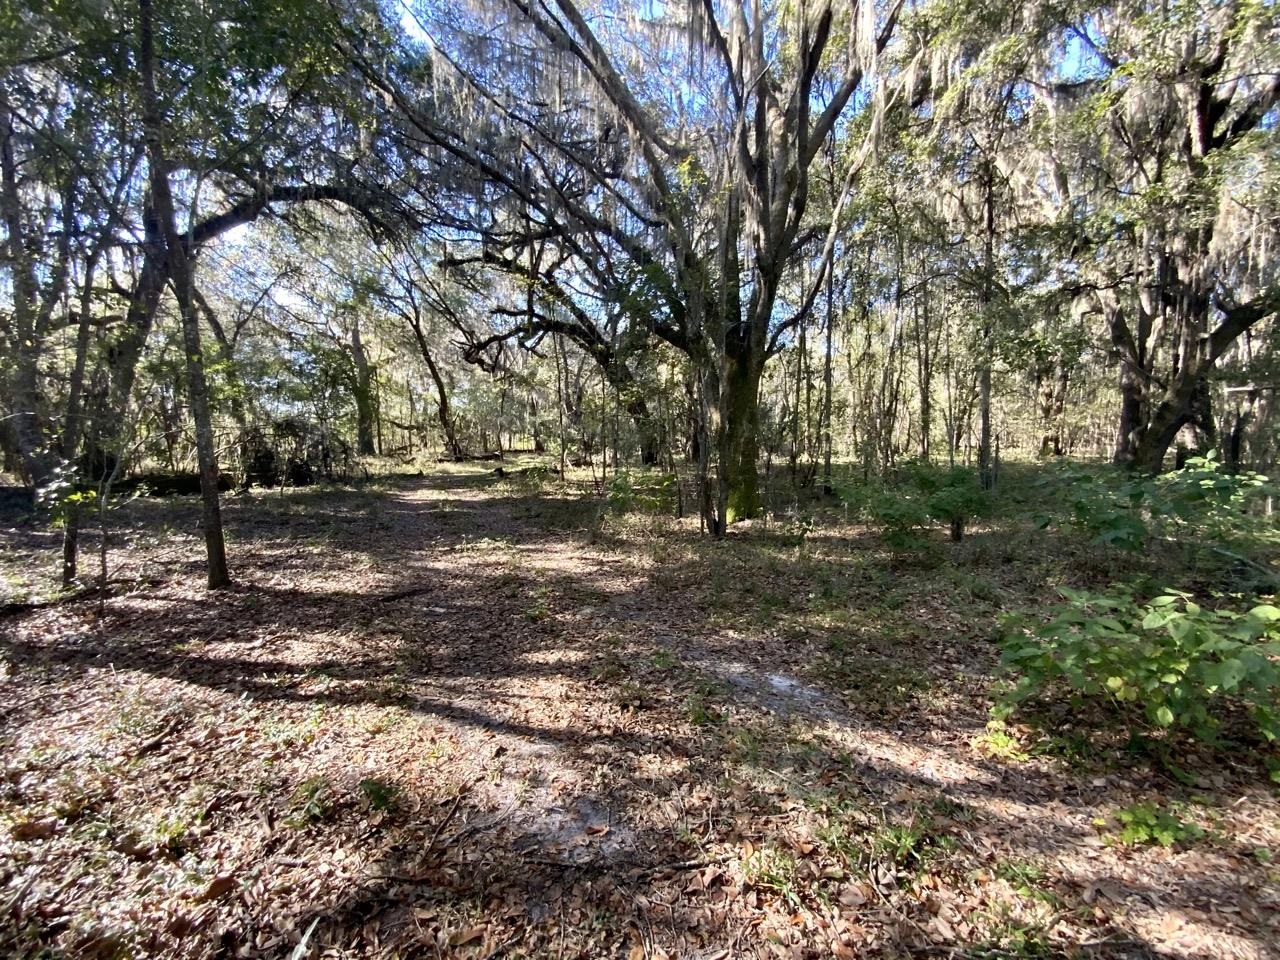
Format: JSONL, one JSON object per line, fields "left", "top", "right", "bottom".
{"left": 997, "top": 589, "right": 1280, "bottom": 766}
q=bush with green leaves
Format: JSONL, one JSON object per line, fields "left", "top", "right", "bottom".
{"left": 608, "top": 470, "right": 677, "bottom": 514}
{"left": 1037, "top": 453, "right": 1276, "bottom": 559}
{"left": 1110, "top": 802, "right": 1205, "bottom": 847}
{"left": 999, "top": 589, "right": 1280, "bottom": 744}
{"left": 857, "top": 462, "right": 990, "bottom": 547}
{"left": 921, "top": 467, "right": 989, "bottom": 542}
{"left": 867, "top": 487, "right": 932, "bottom": 550}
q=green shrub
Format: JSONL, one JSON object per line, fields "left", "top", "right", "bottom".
{"left": 1038, "top": 454, "right": 1276, "bottom": 559}
{"left": 608, "top": 470, "right": 677, "bottom": 514}
{"left": 999, "top": 589, "right": 1280, "bottom": 743}
{"left": 862, "top": 462, "right": 989, "bottom": 546}
{"left": 358, "top": 778, "right": 400, "bottom": 811}
{"left": 1110, "top": 802, "right": 1204, "bottom": 847}
{"left": 922, "top": 468, "right": 989, "bottom": 542}
{"left": 868, "top": 487, "right": 932, "bottom": 550}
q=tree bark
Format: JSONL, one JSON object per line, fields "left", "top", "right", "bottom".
{"left": 719, "top": 343, "right": 763, "bottom": 524}
{"left": 350, "top": 318, "right": 377, "bottom": 456}
{"left": 138, "top": 0, "right": 230, "bottom": 589}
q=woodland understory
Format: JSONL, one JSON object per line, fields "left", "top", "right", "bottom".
{"left": 2, "top": 462, "right": 1278, "bottom": 960}
{"left": 3, "top": 0, "right": 1280, "bottom": 957}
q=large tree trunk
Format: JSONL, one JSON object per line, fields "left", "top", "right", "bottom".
{"left": 719, "top": 344, "right": 763, "bottom": 525}
{"left": 139, "top": 0, "right": 230, "bottom": 589}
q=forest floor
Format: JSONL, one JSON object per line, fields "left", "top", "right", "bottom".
{"left": 1, "top": 463, "right": 1278, "bottom": 960}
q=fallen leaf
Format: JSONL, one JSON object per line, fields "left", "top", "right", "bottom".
{"left": 838, "top": 884, "right": 867, "bottom": 908}
{"left": 10, "top": 818, "right": 59, "bottom": 841}
{"left": 195, "top": 876, "right": 238, "bottom": 902}
{"left": 448, "top": 926, "right": 485, "bottom": 947}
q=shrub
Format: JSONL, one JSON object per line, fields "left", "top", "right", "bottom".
{"left": 1037, "top": 453, "right": 1276, "bottom": 559}
{"left": 860, "top": 462, "right": 989, "bottom": 546}
{"left": 868, "top": 487, "right": 932, "bottom": 550}
{"left": 1110, "top": 802, "right": 1204, "bottom": 847}
{"left": 999, "top": 589, "right": 1280, "bottom": 744}
{"left": 608, "top": 470, "right": 677, "bottom": 514}
{"left": 922, "top": 468, "right": 989, "bottom": 542}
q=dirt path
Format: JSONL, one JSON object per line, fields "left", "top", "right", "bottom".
{"left": 2, "top": 471, "right": 1277, "bottom": 958}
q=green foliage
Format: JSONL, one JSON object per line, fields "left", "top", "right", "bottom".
{"left": 741, "top": 845, "right": 801, "bottom": 908}
{"left": 650, "top": 648, "right": 677, "bottom": 670}
{"left": 868, "top": 816, "right": 956, "bottom": 870}
{"left": 285, "top": 777, "right": 331, "bottom": 827}
{"left": 1038, "top": 454, "right": 1276, "bottom": 559}
{"left": 921, "top": 469, "right": 989, "bottom": 541}
{"left": 993, "top": 859, "right": 1046, "bottom": 894}
{"left": 1110, "top": 802, "right": 1205, "bottom": 848}
{"left": 685, "top": 691, "right": 720, "bottom": 726}
{"left": 867, "top": 487, "right": 932, "bottom": 550}
{"left": 1000, "top": 589, "right": 1280, "bottom": 743}
{"left": 851, "top": 462, "right": 990, "bottom": 547}
{"left": 358, "top": 778, "right": 399, "bottom": 811}
{"left": 608, "top": 470, "right": 677, "bottom": 514}
{"left": 975, "top": 720, "right": 1030, "bottom": 761}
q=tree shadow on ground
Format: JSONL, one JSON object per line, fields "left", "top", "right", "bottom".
{"left": 1, "top": 476, "right": 1274, "bottom": 959}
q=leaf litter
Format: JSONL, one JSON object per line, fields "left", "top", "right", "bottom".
{"left": 0, "top": 469, "right": 1277, "bottom": 958}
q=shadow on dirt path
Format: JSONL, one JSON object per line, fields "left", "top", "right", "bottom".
{"left": 1, "top": 471, "right": 1276, "bottom": 958}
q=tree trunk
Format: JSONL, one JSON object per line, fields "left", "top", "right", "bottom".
{"left": 350, "top": 318, "right": 377, "bottom": 456}
{"left": 719, "top": 345, "right": 763, "bottom": 524}
{"left": 1131, "top": 372, "right": 1215, "bottom": 473}
{"left": 0, "top": 93, "right": 55, "bottom": 495}
{"left": 423, "top": 343, "right": 462, "bottom": 458}
{"left": 977, "top": 163, "right": 996, "bottom": 490}
{"left": 138, "top": 0, "right": 230, "bottom": 589}
{"left": 821, "top": 269, "right": 835, "bottom": 489}
{"left": 60, "top": 255, "right": 102, "bottom": 587}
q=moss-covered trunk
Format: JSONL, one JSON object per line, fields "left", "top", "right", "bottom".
{"left": 719, "top": 347, "right": 763, "bottom": 524}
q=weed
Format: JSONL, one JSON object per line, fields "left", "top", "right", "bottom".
{"left": 975, "top": 720, "right": 1030, "bottom": 761}
{"left": 742, "top": 845, "right": 802, "bottom": 907}
{"left": 592, "top": 650, "right": 628, "bottom": 682}
{"left": 727, "top": 726, "right": 765, "bottom": 764}
{"left": 992, "top": 859, "right": 1060, "bottom": 904}
{"left": 1108, "top": 802, "right": 1205, "bottom": 847}
{"left": 1027, "top": 730, "right": 1097, "bottom": 768}
{"left": 148, "top": 815, "right": 190, "bottom": 856}
{"left": 358, "top": 778, "right": 400, "bottom": 811}
{"left": 612, "top": 681, "right": 647, "bottom": 709}
{"left": 993, "top": 859, "right": 1045, "bottom": 889}
{"left": 285, "top": 777, "right": 331, "bottom": 827}
{"left": 685, "top": 692, "right": 720, "bottom": 726}
{"left": 650, "top": 648, "right": 677, "bottom": 670}
{"left": 868, "top": 815, "right": 957, "bottom": 870}
{"left": 817, "top": 818, "right": 863, "bottom": 862}
{"left": 968, "top": 918, "right": 1058, "bottom": 959}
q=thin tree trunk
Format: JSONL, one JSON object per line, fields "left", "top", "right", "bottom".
{"left": 978, "top": 162, "right": 995, "bottom": 489}
{"left": 350, "top": 318, "right": 376, "bottom": 456}
{"left": 821, "top": 264, "right": 835, "bottom": 489}
{"left": 60, "top": 254, "right": 103, "bottom": 587}
{"left": 138, "top": 0, "right": 230, "bottom": 589}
